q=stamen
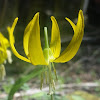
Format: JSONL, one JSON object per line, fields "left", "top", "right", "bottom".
{"left": 45, "top": 67, "right": 48, "bottom": 84}
{"left": 40, "top": 63, "right": 57, "bottom": 96}
{"left": 40, "top": 67, "right": 44, "bottom": 90}
{"left": 48, "top": 64, "right": 52, "bottom": 94}
{"left": 0, "top": 64, "right": 6, "bottom": 81}
{"left": 52, "top": 62, "right": 58, "bottom": 80}
{"left": 40, "top": 72, "right": 43, "bottom": 90}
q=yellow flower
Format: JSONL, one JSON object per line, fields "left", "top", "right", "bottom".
{"left": 0, "top": 32, "right": 12, "bottom": 81}
{"left": 7, "top": 10, "right": 84, "bottom": 94}
{"left": 7, "top": 10, "right": 84, "bottom": 66}
{"left": 0, "top": 32, "right": 9, "bottom": 64}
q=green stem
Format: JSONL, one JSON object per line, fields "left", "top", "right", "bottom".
{"left": 51, "top": 94, "right": 54, "bottom": 100}
{"left": 44, "top": 27, "right": 49, "bottom": 48}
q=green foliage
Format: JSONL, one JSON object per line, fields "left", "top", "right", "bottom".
{"left": 53, "top": 94, "right": 68, "bottom": 100}
{"left": 75, "top": 78, "right": 82, "bottom": 84}
{"left": 2, "top": 78, "right": 14, "bottom": 94}
{"left": 21, "top": 92, "right": 68, "bottom": 100}
{"left": 20, "top": 83, "right": 30, "bottom": 91}
{"left": 8, "top": 66, "right": 46, "bottom": 100}
{"left": 72, "top": 95, "right": 85, "bottom": 100}
{"left": 3, "top": 84, "right": 12, "bottom": 94}
{"left": 66, "top": 91, "right": 100, "bottom": 100}
{"left": 66, "top": 77, "right": 73, "bottom": 83}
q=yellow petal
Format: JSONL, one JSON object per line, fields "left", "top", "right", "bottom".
{"left": 0, "top": 48, "right": 7, "bottom": 64}
{"left": 7, "top": 18, "right": 30, "bottom": 63}
{"left": 23, "top": 17, "right": 34, "bottom": 56}
{"left": 28, "top": 12, "right": 47, "bottom": 65}
{"left": 50, "top": 16, "right": 61, "bottom": 58}
{"left": 0, "top": 32, "right": 9, "bottom": 48}
{"left": 54, "top": 10, "right": 84, "bottom": 63}
{"left": 65, "top": 18, "right": 76, "bottom": 32}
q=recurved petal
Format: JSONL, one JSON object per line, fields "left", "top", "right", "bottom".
{"left": 7, "top": 18, "right": 30, "bottom": 63}
{"left": 65, "top": 18, "right": 76, "bottom": 33}
{"left": 50, "top": 16, "right": 61, "bottom": 58}
{"left": 28, "top": 12, "right": 47, "bottom": 65}
{"left": 54, "top": 10, "right": 84, "bottom": 63}
{"left": 23, "top": 16, "right": 34, "bottom": 56}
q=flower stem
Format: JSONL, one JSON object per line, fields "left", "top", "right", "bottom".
{"left": 51, "top": 94, "right": 54, "bottom": 100}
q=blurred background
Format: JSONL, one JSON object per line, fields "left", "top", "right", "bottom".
{"left": 0, "top": 0, "right": 100, "bottom": 100}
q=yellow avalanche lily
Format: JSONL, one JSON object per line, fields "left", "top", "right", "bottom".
{"left": 7, "top": 10, "right": 84, "bottom": 66}
{"left": 0, "top": 32, "right": 9, "bottom": 64}
{"left": 0, "top": 32, "right": 12, "bottom": 81}
{"left": 7, "top": 10, "right": 84, "bottom": 95}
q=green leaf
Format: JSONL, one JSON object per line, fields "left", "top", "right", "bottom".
{"left": 72, "top": 95, "right": 85, "bottom": 100}
{"left": 8, "top": 66, "right": 45, "bottom": 100}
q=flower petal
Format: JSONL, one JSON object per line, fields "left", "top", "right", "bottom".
{"left": 23, "top": 17, "right": 33, "bottom": 56}
{"left": 0, "top": 48, "right": 7, "bottom": 64}
{"left": 50, "top": 16, "right": 61, "bottom": 58}
{"left": 0, "top": 32, "right": 9, "bottom": 49}
{"left": 28, "top": 13, "right": 47, "bottom": 65}
{"left": 54, "top": 10, "right": 84, "bottom": 63}
{"left": 7, "top": 18, "right": 30, "bottom": 63}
